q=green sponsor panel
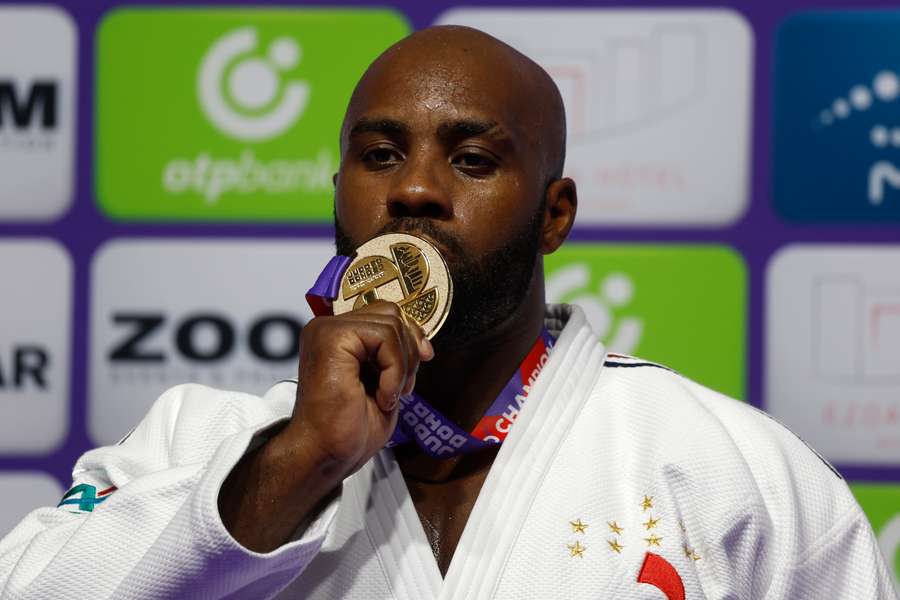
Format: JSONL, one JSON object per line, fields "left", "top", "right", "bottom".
{"left": 852, "top": 483, "right": 900, "bottom": 587}
{"left": 96, "top": 8, "right": 409, "bottom": 221}
{"left": 544, "top": 244, "right": 746, "bottom": 399}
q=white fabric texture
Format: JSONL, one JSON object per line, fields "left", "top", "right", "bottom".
{"left": 0, "top": 304, "right": 894, "bottom": 599}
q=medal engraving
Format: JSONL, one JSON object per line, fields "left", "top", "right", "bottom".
{"left": 341, "top": 256, "right": 399, "bottom": 298}
{"left": 391, "top": 243, "right": 429, "bottom": 296}
{"left": 333, "top": 233, "right": 452, "bottom": 338}
{"left": 400, "top": 287, "right": 438, "bottom": 323}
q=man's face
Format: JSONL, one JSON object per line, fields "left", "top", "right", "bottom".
{"left": 333, "top": 46, "right": 551, "bottom": 347}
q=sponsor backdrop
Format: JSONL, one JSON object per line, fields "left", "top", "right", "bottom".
{"left": 0, "top": 0, "right": 898, "bottom": 587}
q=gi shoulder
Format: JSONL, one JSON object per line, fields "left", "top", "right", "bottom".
{"left": 75, "top": 382, "right": 294, "bottom": 478}
{"left": 600, "top": 353, "right": 858, "bottom": 552}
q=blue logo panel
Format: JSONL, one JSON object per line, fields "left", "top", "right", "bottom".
{"left": 775, "top": 12, "right": 900, "bottom": 222}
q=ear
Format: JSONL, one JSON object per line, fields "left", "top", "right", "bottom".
{"left": 540, "top": 177, "right": 577, "bottom": 254}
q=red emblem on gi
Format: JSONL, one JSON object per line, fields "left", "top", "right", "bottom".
{"left": 637, "top": 552, "right": 685, "bottom": 600}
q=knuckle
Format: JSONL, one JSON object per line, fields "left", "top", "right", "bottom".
{"left": 299, "top": 318, "right": 321, "bottom": 342}
{"left": 374, "top": 314, "right": 404, "bottom": 337}
{"left": 387, "top": 314, "right": 405, "bottom": 332}
{"left": 375, "top": 301, "right": 402, "bottom": 318}
{"left": 374, "top": 321, "right": 401, "bottom": 344}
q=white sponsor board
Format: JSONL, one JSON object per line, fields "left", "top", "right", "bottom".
{"left": 435, "top": 8, "right": 752, "bottom": 227}
{"left": 0, "top": 6, "right": 76, "bottom": 220}
{"left": 0, "top": 240, "right": 71, "bottom": 453}
{"left": 89, "top": 239, "right": 334, "bottom": 445}
{"left": 767, "top": 245, "right": 900, "bottom": 464}
{"left": 0, "top": 472, "right": 63, "bottom": 538}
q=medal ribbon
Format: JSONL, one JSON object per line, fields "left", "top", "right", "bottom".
{"left": 384, "top": 329, "right": 554, "bottom": 457}
{"left": 305, "top": 255, "right": 352, "bottom": 317}
{"left": 306, "top": 256, "right": 556, "bottom": 458}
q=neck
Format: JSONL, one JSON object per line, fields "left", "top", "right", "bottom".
{"left": 395, "top": 274, "right": 546, "bottom": 481}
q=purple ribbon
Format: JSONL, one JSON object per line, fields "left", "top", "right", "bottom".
{"left": 385, "top": 329, "right": 555, "bottom": 458}
{"left": 306, "top": 255, "right": 352, "bottom": 317}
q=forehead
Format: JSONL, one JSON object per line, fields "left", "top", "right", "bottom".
{"left": 344, "top": 46, "right": 535, "bottom": 141}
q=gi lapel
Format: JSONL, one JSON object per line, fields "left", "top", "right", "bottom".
{"left": 348, "top": 455, "right": 443, "bottom": 600}
{"left": 439, "top": 305, "right": 608, "bottom": 600}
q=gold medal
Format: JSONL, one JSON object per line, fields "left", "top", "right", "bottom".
{"left": 332, "top": 232, "right": 453, "bottom": 339}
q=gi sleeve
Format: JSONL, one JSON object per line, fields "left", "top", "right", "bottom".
{"left": 765, "top": 499, "right": 898, "bottom": 599}
{"left": 0, "top": 383, "right": 340, "bottom": 599}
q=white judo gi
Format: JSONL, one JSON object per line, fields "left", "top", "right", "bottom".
{"left": 0, "top": 304, "right": 895, "bottom": 599}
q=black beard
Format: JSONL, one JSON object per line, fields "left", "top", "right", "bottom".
{"left": 334, "top": 205, "right": 544, "bottom": 351}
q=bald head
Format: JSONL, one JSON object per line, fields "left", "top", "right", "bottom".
{"left": 341, "top": 25, "right": 568, "bottom": 181}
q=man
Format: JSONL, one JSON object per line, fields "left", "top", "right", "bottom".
{"left": 0, "top": 25, "right": 895, "bottom": 599}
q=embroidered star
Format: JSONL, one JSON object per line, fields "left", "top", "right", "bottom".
{"left": 644, "top": 534, "right": 663, "bottom": 547}
{"left": 683, "top": 543, "right": 701, "bottom": 561}
{"left": 607, "top": 538, "right": 624, "bottom": 553}
{"left": 643, "top": 515, "right": 661, "bottom": 530}
{"left": 567, "top": 540, "right": 586, "bottom": 558}
{"left": 570, "top": 519, "right": 589, "bottom": 534}
{"left": 607, "top": 520, "right": 624, "bottom": 535}
{"left": 641, "top": 495, "right": 654, "bottom": 512}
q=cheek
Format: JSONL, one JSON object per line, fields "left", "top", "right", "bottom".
{"left": 451, "top": 179, "right": 533, "bottom": 249}
{"left": 335, "top": 174, "right": 389, "bottom": 236}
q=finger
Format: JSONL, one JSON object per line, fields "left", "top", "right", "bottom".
{"left": 336, "top": 311, "right": 417, "bottom": 385}
{"left": 341, "top": 314, "right": 418, "bottom": 396}
{"left": 346, "top": 299, "right": 404, "bottom": 318}
{"left": 352, "top": 301, "right": 430, "bottom": 363}
{"left": 404, "top": 316, "right": 434, "bottom": 361}
{"left": 389, "top": 310, "right": 418, "bottom": 396}
{"left": 366, "top": 391, "right": 401, "bottom": 461}
{"left": 337, "top": 321, "right": 408, "bottom": 413}
{"left": 338, "top": 306, "right": 422, "bottom": 391}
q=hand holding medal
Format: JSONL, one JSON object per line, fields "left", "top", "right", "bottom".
{"left": 219, "top": 269, "right": 435, "bottom": 553}
{"left": 253, "top": 233, "right": 447, "bottom": 497}
{"left": 304, "top": 233, "right": 553, "bottom": 460}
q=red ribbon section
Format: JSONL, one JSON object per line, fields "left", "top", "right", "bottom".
{"left": 637, "top": 552, "right": 685, "bottom": 600}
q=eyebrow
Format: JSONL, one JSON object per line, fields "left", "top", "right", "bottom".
{"left": 437, "top": 119, "right": 506, "bottom": 141}
{"left": 348, "top": 117, "right": 508, "bottom": 140}
{"left": 348, "top": 118, "right": 409, "bottom": 139}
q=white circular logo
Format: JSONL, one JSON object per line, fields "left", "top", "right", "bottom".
{"left": 546, "top": 264, "right": 643, "bottom": 353}
{"left": 198, "top": 28, "right": 309, "bottom": 142}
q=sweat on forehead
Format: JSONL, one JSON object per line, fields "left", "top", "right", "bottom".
{"left": 340, "top": 25, "right": 567, "bottom": 179}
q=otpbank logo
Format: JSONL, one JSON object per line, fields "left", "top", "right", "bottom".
{"left": 774, "top": 12, "right": 900, "bottom": 222}
{"left": 197, "top": 28, "right": 309, "bottom": 142}
{"left": 95, "top": 8, "right": 409, "bottom": 222}
{"left": 852, "top": 484, "right": 900, "bottom": 594}
{"left": 545, "top": 245, "right": 746, "bottom": 399}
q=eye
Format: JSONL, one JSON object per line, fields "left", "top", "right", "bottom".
{"left": 362, "top": 145, "right": 403, "bottom": 169}
{"left": 451, "top": 150, "right": 497, "bottom": 176}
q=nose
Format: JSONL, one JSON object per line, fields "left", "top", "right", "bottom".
{"left": 386, "top": 155, "right": 453, "bottom": 220}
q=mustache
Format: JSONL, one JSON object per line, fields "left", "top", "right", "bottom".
{"left": 372, "top": 217, "right": 465, "bottom": 260}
